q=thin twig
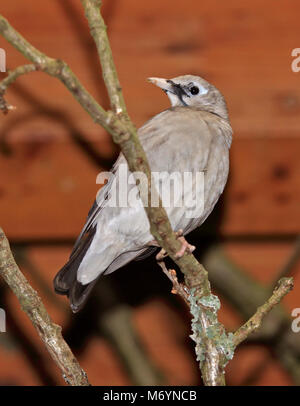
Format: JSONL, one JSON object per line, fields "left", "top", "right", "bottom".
{"left": 233, "top": 277, "right": 294, "bottom": 347}
{"left": 0, "top": 64, "right": 36, "bottom": 113}
{"left": 203, "top": 245, "right": 300, "bottom": 384}
{"left": 0, "top": 15, "right": 123, "bottom": 136}
{"left": 156, "top": 259, "right": 190, "bottom": 305}
{"left": 81, "top": 0, "right": 128, "bottom": 116}
{"left": 0, "top": 228, "right": 90, "bottom": 386}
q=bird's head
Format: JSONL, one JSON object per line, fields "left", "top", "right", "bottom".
{"left": 148, "top": 74, "right": 229, "bottom": 120}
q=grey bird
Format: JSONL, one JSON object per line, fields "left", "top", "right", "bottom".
{"left": 54, "top": 75, "right": 233, "bottom": 312}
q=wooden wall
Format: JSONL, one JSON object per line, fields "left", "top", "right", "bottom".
{"left": 0, "top": 0, "right": 299, "bottom": 386}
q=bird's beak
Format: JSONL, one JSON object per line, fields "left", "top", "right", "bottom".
{"left": 147, "top": 77, "right": 174, "bottom": 93}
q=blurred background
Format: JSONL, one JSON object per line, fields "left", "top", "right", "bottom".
{"left": 0, "top": 0, "right": 300, "bottom": 386}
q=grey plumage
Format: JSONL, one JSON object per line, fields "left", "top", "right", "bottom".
{"left": 54, "top": 75, "right": 233, "bottom": 312}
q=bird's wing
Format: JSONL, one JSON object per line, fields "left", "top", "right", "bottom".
{"left": 68, "top": 110, "right": 171, "bottom": 259}
{"left": 69, "top": 154, "right": 126, "bottom": 259}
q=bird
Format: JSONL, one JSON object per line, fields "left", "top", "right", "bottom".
{"left": 54, "top": 74, "right": 233, "bottom": 313}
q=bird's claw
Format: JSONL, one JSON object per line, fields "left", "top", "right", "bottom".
{"left": 174, "top": 230, "right": 195, "bottom": 259}
{"left": 154, "top": 230, "right": 195, "bottom": 261}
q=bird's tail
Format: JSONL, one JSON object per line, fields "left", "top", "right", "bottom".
{"left": 53, "top": 228, "right": 98, "bottom": 313}
{"left": 53, "top": 264, "right": 97, "bottom": 314}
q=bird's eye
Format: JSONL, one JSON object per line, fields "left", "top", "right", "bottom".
{"left": 190, "top": 86, "right": 199, "bottom": 95}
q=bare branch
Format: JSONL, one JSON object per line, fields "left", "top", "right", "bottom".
{"left": 233, "top": 277, "right": 294, "bottom": 347}
{"left": 0, "top": 64, "right": 36, "bottom": 113}
{"left": 156, "top": 257, "right": 190, "bottom": 305}
{"left": 81, "top": 0, "right": 128, "bottom": 116}
{"left": 203, "top": 245, "right": 299, "bottom": 383}
{"left": 0, "top": 228, "right": 90, "bottom": 386}
{"left": 0, "top": 15, "right": 118, "bottom": 134}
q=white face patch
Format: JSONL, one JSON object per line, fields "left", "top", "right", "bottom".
{"left": 197, "top": 84, "right": 209, "bottom": 96}
{"left": 166, "top": 91, "right": 182, "bottom": 107}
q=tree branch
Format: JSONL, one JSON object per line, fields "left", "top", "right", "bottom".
{"left": 81, "top": 0, "right": 128, "bottom": 116}
{"left": 0, "top": 228, "right": 90, "bottom": 386}
{"left": 0, "top": 15, "right": 122, "bottom": 136}
{"left": 233, "top": 277, "right": 294, "bottom": 347}
{"left": 0, "top": 64, "right": 36, "bottom": 113}
{"left": 203, "top": 245, "right": 300, "bottom": 384}
{"left": 156, "top": 258, "right": 190, "bottom": 305}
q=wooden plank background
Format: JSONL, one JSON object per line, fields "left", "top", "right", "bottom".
{"left": 0, "top": 0, "right": 299, "bottom": 239}
{"left": 0, "top": 0, "right": 299, "bottom": 387}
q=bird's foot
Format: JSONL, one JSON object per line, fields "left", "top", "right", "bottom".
{"left": 175, "top": 229, "right": 195, "bottom": 259}
{"left": 151, "top": 230, "right": 195, "bottom": 260}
